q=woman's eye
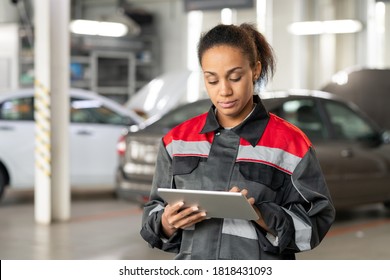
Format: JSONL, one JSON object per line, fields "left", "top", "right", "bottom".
{"left": 208, "top": 80, "right": 218, "bottom": 85}
{"left": 230, "top": 77, "right": 241, "bottom": 82}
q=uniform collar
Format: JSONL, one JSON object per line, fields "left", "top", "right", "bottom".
{"left": 200, "top": 95, "right": 270, "bottom": 147}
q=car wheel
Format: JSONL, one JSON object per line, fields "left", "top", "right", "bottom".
{"left": 384, "top": 201, "right": 390, "bottom": 209}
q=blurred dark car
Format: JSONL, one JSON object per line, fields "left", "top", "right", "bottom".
{"left": 115, "top": 89, "right": 390, "bottom": 210}
{"left": 322, "top": 68, "right": 390, "bottom": 130}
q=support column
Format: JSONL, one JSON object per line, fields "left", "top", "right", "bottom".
{"left": 34, "top": 0, "right": 70, "bottom": 224}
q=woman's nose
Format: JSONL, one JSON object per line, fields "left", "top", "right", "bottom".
{"left": 219, "top": 79, "right": 232, "bottom": 96}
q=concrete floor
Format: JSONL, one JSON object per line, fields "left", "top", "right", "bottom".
{"left": 0, "top": 190, "right": 173, "bottom": 260}
{"left": 1, "top": 189, "right": 390, "bottom": 260}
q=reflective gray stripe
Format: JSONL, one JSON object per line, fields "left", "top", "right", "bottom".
{"left": 266, "top": 233, "right": 279, "bottom": 246}
{"left": 282, "top": 208, "right": 312, "bottom": 251}
{"left": 148, "top": 204, "right": 164, "bottom": 216}
{"left": 166, "top": 140, "right": 211, "bottom": 158}
{"left": 237, "top": 145, "right": 302, "bottom": 174}
{"left": 222, "top": 218, "right": 258, "bottom": 240}
{"left": 166, "top": 140, "right": 301, "bottom": 174}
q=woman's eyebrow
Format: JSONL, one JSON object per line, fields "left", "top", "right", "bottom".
{"left": 203, "top": 67, "right": 243, "bottom": 76}
{"left": 227, "top": 67, "right": 243, "bottom": 75}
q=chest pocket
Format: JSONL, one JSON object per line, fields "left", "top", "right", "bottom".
{"left": 238, "top": 162, "right": 286, "bottom": 191}
{"left": 237, "top": 162, "right": 287, "bottom": 204}
{"left": 172, "top": 156, "right": 200, "bottom": 175}
{"left": 172, "top": 156, "right": 203, "bottom": 190}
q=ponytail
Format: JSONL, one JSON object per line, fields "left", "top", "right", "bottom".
{"left": 239, "top": 23, "right": 276, "bottom": 87}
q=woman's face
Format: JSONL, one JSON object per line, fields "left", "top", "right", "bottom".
{"left": 201, "top": 45, "right": 261, "bottom": 128}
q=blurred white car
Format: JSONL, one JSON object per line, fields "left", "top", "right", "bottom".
{"left": 125, "top": 69, "right": 205, "bottom": 121}
{"left": 0, "top": 88, "right": 143, "bottom": 199}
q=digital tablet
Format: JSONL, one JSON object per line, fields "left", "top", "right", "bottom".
{"left": 157, "top": 188, "right": 259, "bottom": 220}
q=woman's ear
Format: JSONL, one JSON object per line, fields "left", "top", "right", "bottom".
{"left": 254, "top": 61, "right": 262, "bottom": 81}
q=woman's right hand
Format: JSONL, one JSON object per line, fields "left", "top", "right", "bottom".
{"left": 161, "top": 201, "right": 207, "bottom": 238}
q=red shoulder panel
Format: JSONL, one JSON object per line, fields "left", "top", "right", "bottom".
{"left": 162, "top": 113, "right": 213, "bottom": 146}
{"left": 240, "top": 113, "right": 311, "bottom": 158}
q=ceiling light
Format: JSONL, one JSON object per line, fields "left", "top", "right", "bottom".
{"left": 70, "top": 19, "right": 128, "bottom": 37}
{"left": 288, "top": 20, "right": 363, "bottom": 35}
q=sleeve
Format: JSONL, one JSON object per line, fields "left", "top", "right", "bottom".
{"left": 254, "top": 147, "right": 336, "bottom": 254}
{"left": 139, "top": 139, "right": 182, "bottom": 253}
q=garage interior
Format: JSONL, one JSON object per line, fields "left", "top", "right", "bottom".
{"left": 1, "top": 0, "right": 390, "bottom": 262}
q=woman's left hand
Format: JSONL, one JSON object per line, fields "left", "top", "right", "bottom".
{"left": 229, "top": 186, "right": 271, "bottom": 232}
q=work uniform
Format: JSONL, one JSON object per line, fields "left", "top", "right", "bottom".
{"left": 140, "top": 95, "right": 335, "bottom": 260}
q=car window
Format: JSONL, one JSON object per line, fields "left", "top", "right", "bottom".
{"left": 154, "top": 100, "right": 211, "bottom": 129}
{"left": 0, "top": 97, "right": 34, "bottom": 121}
{"left": 70, "top": 98, "right": 133, "bottom": 125}
{"left": 270, "top": 99, "right": 327, "bottom": 140}
{"left": 324, "top": 100, "right": 376, "bottom": 141}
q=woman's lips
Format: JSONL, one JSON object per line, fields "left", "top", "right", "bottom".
{"left": 218, "top": 100, "right": 237, "bottom": 109}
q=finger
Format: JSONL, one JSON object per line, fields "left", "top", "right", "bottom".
{"left": 177, "top": 211, "right": 207, "bottom": 229}
{"left": 247, "top": 197, "right": 255, "bottom": 205}
{"left": 241, "top": 188, "right": 248, "bottom": 197}
{"left": 229, "top": 186, "right": 240, "bottom": 192}
{"left": 163, "top": 201, "right": 185, "bottom": 228}
{"left": 172, "top": 206, "right": 204, "bottom": 227}
{"left": 167, "top": 205, "right": 199, "bottom": 227}
{"left": 167, "top": 201, "right": 184, "bottom": 214}
{"left": 178, "top": 206, "right": 200, "bottom": 218}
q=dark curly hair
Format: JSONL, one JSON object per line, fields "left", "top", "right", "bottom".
{"left": 197, "top": 23, "right": 276, "bottom": 87}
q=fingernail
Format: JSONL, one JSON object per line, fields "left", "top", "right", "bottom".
{"left": 192, "top": 206, "right": 199, "bottom": 211}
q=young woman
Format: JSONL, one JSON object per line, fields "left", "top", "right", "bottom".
{"left": 140, "top": 23, "right": 335, "bottom": 260}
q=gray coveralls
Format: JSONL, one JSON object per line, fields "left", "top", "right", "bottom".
{"left": 140, "top": 95, "right": 335, "bottom": 260}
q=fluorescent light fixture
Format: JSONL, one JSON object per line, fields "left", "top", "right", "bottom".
{"left": 288, "top": 20, "right": 363, "bottom": 35}
{"left": 70, "top": 19, "right": 128, "bottom": 37}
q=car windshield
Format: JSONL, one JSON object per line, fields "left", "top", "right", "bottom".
{"left": 324, "top": 100, "right": 377, "bottom": 141}
{"left": 70, "top": 98, "right": 137, "bottom": 126}
{"left": 268, "top": 98, "right": 328, "bottom": 141}
{"left": 149, "top": 100, "right": 211, "bottom": 130}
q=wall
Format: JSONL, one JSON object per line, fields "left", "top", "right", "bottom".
{"left": 0, "top": 1, "right": 21, "bottom": 92}
{"left": 0, "top": 1, "right": 18, "bottom": 23}
{"left": 114, "top": 0, "right": 188, "bottom": 75}
{"left": 270, "top": 0, "right": 302, "bottom": 90}
{"left": 80, "top": 0, "right": 188, "bottom": 74}
{"left": 0, "top": 24, "right": 19, "bottom": 92}
{"left": 271, "top": 0, "right": 390, "bottom": 91}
